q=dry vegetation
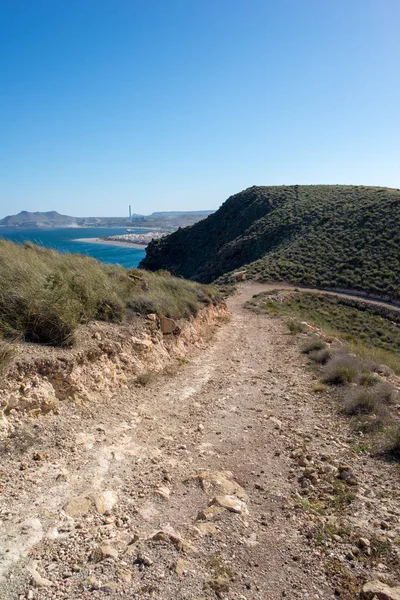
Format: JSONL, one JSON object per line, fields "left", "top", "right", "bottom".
{"left": 247, "top": 290, "right": 400, "bottom": 461}
{"left": 0, "top": 240, "right": 220, "bottom": 347}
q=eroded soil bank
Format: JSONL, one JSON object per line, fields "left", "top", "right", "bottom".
{"left": 0, "top": 284, "right": 399, "bottom": 600}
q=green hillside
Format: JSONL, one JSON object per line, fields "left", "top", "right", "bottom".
{"left": 140, "top": 185, "right": 400, "bottom": 300}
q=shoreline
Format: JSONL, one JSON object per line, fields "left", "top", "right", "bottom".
{"left": 74, "top": 237, "right": 147, "bottom": 249}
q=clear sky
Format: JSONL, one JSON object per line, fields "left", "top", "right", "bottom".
{"left": 0, "top": 0, "right": 399, "bottom": 217}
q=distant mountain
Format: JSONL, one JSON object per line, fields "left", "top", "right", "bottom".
{"left": 129, "top": 211, "right": 214, "bottom": 228}
{"left": 140, "top": 185, "right": 400, "bottom": 301}
{"left": 0, "top": 211, "right": 78, "bottom": 228}
{"left": 0, "top": 210, "right": 214, "bottom": 230}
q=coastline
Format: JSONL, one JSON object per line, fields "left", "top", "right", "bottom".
{"left": 74, "top": 237, "right": 147, "bottom": 249}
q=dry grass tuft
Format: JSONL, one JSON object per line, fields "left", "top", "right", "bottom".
{"left": 0, "top": 240, "right": 220, "bottom": 347}
{"left": 343, "top": 384, "right": 394, "bottom": 417}
{"left": 378, "top": 423, "right": 400, "bottom": 459}
{"left": 322, "top": 354, "right": 362, "bottom": 385}
{"left": 301, "top": 336, "right": 327, "bottom": 354}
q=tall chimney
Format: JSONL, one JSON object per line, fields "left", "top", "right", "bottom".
{"left": 129, "top": 205, "right": 132, "bottom": 219}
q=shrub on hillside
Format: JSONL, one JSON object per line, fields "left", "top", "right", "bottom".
{"left": 322, "top": 354, "right": 362, "bottom": 385}
{"left": 343, "top": 384, "right": 394, "bottom": 417}
{"left": 308, "top": 348, "right": 332, "bottom": 364}
{"left": 301, "top": 336, "right": 327, "bottom": 354}
{"left": 379, "top": 423, "right": 400, "bottom": 459}
{"left": 0, "top": 240, "right": 220, "bottom": 347}
{"left": 287, "top": 320, "right": 306, "bottom": 334}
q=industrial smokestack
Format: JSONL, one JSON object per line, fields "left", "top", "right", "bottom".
{"left": 129, "top": 205, "right": 132, "bottom": 219}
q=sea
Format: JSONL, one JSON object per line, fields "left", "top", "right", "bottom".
{"left": 0, "top": 227, "right": 147, "bottom": 269}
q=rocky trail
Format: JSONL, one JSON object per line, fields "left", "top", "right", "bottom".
{"left": 0, "top": 284, "right": 399, "bottom": 600}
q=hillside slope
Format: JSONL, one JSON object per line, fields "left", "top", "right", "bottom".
{"left": 140, "top": 185, "right": 400, "bottom": 300}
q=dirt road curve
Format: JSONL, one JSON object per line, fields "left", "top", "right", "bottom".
{"left": 252, "top": 282, "right": 400, "bottom": 313}
{"left": 0, "top": 284, "right": 398, "bottom": 599}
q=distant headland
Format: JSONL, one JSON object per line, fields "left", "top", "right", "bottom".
{"left": 0, "top": 210, "right": 214, "bottom": 230}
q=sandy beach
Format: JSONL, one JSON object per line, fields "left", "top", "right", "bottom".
{"left": 74, "top": 237, "right": 147, "bottom": 249}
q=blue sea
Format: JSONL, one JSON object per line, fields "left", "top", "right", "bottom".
{"left": 0, "top": 227, "right": 146, "bottom": 268}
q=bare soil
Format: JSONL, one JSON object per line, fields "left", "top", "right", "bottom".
{"left": 0, "top": 283, "right": 399, "bottom": 600}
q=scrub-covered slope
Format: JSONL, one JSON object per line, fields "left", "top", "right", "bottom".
{"left": 140, "top": 185, "right": 400, "bottom": 300}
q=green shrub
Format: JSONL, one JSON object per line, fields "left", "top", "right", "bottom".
{"left": 0, "top": 240, "right": 220, "bottom": 347}
{"left": 358, "top": 372, "right": 380, "bottom": 387}
{"left": 379, "top": 423, "right": 400, "bottom": 459}
{"left": 343, "top": 384, "right": 394, "bottom": 417}
{"left": 287, "top": 320, "right": 306, "bottom": 334}
{"left": 322, "top": 354, "right": 361, "bottom": 385}
{"left": 301, "top": 336, "right": 327, "bottom": 354}
{"left": 308, "top": 348, "right": 332, "bottom": 364}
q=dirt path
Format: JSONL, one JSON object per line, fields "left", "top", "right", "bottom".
{"left": 0, "top": 283, "right": 399, "bottom": 599}
{"left": 251, "top": 282, "right": 400, "bottom": 313}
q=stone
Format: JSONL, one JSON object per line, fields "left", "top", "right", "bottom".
{"left": 194, "top": 470, "right": 248, "bottom": 501}
{"left": 64, "top": 496, "right": 92, "bottom": 517}
{"left": 90, "top": 544, "right": 118, "bottom": 563}
{"left": 338, "top": 470, "right": 358, "bottom": 485}
{"left": 100, "top": 581, "right": 119, "bottom": 593}
{"left": 27, "top": 566, "right": 53, "bottom": 588}
{"left": 56, "top": 469, "right": 69, "bottom": 482}
{"left": 92, "top": 490, "right": 118, "bottom": 515}
{"left": 154, "top": 485, "right": 170, "bottom": 500}
{"left": 269, "top": 416, "right": 282, "bottom": 430}
{"left": 197, "top": 505, "right": 224, "bottom": 521}
{"left": 150, "top": 528, "right": 197, "bottom": 554}
{"left": 160, "top": 315, "right": 180, "bottom": 334}
{"left": 195, "top": 522, "right": 218, "bottom": 536}
{"left": 359, "top": 537, "right": 371, "bottom": 549}
{"left": 211, "top": 494, "right": 248, "bottom": 515}
{"left": 361, "top": 580, "right": 400, "bottom": 600}
{"left": 175, "top": 558, "right": 191, "bottom": 577}
{"left": 135, "top": 553, "right": 153, "bottom": 566}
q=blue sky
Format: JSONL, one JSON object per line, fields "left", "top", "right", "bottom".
{"left": 0, "top": 0, "right": 399, "bottom": 217}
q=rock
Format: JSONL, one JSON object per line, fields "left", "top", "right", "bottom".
{"left": 232, "top": 271, "right": 247, "bottom": 281}
{"left": 269, "top": 416, "right": 282, "bottom": 430}
{"left": 338, "top": 469, "right": 358, "bottom": 485}
{"left": 100, "top": 581, "right": 119, "bottom": 593}
{"left": 361, "top": 580, "right": 400, "bottom": 600}
{"left": 90, "top": 544, "right": 118, "bottom": 563}
{"left": 55, "top": 469, "right": 69, "bottom": 482}
{"left": 150, "top": 528, "right": 197, "bottom": 554}
{"left": 160, "top": 316, "right": 180, "bottom": 334}
{"left": 211, "top": 494, "right": 248, "bottom": 515}
{"left": 359, "top": 537, "right": 371, "bottom": 549}
{"left": 197, "top": 505, "right": 224, "bottom": 521}
{"left": 194, "top": 470, "right": 248, "bottom": 501}
{"left": 92, "top": 490, "right": 118, "bottom": 515}
{"left": 175, "top": 558, "right": 191, "bottom": 577}
{"left": 147, "top": 313, "right": 157, "bottom": 321}
{"left": 27, "top": 566, "right": 53, "bottom": 588}
{"left": 64, "top": 496, "right": 92, "bottom": 517}
{"left": 135, "top": 553, "right": 153, "bottom": 566}
{"left": 154, "top": 485, "right": 170, "bottom": 500}
{"left": 195, "top": 522, "right": 218, "bottom": 536}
